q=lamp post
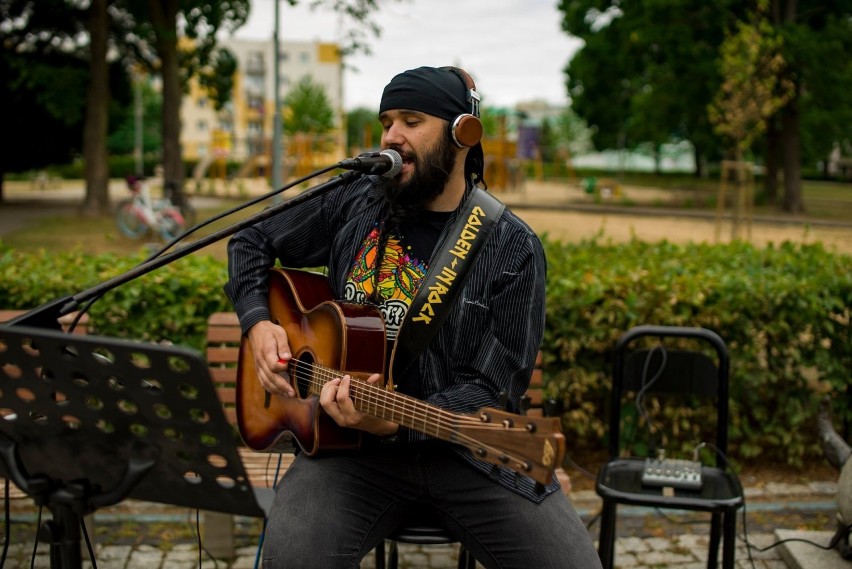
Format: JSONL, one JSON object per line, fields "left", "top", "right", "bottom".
{"left": 271, "top": 0, "right": 283, "bottom": 194}
{"left": 133, "top": 68, "right": 144, "bottom": 176}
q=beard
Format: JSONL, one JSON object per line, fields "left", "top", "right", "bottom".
{"left": 380, "top": 135, "right": 458, "bottom": 221}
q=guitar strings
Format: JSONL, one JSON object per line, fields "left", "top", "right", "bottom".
{"left": 289, "top": 358, "right": 494, "bottom": 428}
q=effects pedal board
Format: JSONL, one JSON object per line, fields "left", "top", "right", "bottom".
{"left": 641, "top": 458, "right": 703, "bottom": 490}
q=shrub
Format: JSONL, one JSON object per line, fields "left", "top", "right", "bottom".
{"left": 541, "top": 237, "right": 852, "bottom": 466}
{"left": 0, "top": 246, "right": 231, "bottom": 353}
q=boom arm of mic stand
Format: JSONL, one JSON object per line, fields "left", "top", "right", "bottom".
{"left": 4, "top": 170, "right": 361, "bottom": 328}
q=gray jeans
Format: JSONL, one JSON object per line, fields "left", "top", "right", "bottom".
{"left": 261, "top": 442, "right": 602, "bottom": 569}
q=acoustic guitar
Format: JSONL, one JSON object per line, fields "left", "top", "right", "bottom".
{"left": 236, "top": 268, "right": 566, "bottom": 485}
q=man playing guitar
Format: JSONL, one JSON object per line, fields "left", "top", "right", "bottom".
{"left": 225, "top": 65, "right": 601, "bottom": 568}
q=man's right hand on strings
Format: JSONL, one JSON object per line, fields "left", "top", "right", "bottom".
{"left": 247, "top": 320, "right": 296, "bottom": 398}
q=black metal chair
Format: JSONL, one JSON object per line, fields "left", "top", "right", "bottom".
{"left": 595, "top": 325, "right": 744, "bottom": 569}
{"left": 374, "top": 502, "right": 475, "bottom": 569}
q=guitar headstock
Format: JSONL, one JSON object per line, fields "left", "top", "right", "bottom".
{"left": 455, "top": 408, "right": 566, "bottom": 486}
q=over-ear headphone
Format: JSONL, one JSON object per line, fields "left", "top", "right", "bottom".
{"left": 441, "top": 66, "right": 484, "bottom": 148}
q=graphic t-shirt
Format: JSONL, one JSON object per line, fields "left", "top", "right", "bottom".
{"left": 344, "top": 210, "right": 451, "bottom": 344}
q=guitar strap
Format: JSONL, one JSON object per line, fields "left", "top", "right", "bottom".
{"left": 389, "top": 187, "right": 505, "bottom": 386}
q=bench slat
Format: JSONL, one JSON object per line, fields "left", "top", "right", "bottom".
{"left": 209, "top": 312, "right": 241, "bottom": 327}
{"left": 207, "top": 346, "right": 241, "bottom": 365}
{"left": 206, "top": 327, "right": 242, "bottom": 344}
{"left": 209, "top": 367, "right": 238, "bottom": 384}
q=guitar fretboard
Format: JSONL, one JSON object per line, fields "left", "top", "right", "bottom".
{"left": 294, "top": 360, "right": 485, "bottom": 442}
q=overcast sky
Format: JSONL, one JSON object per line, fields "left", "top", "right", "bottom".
{"left": 231, "top": 0, "right": 583, "bottom": 111}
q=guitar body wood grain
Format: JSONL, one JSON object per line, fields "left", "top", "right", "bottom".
{"left": 236, "top": 268, "right": 387, "bottom": 454}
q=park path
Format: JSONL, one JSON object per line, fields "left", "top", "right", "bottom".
{"left": 2, "top": 177, "right": 851, "bottom": 255}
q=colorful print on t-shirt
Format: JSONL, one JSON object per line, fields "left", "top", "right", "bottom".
{"left": 344, "top": 225, "right": 428, "bottom": 340}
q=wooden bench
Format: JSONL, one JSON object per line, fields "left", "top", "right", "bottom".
{"left": 521, "top": 351, "right": 547, "bottom": 417}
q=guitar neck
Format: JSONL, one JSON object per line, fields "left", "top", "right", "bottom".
{"left": 302, "top": 361, "right": 470, "bottom": 440}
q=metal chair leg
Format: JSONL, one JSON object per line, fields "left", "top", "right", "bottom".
{"left": 458, "top": 545, "right": 476, "bottom": 568}
{"left": 388, "top": 540, "right": 400, "bottom": 569}
{"left": 375, "top": 540, "right": 386, "bottom": 569}
{"left": 722, "top": 511, "right": 737, "bottom": 569}
{"left": 597, "top": 501, "right": 617, "bottom": 569}
{"left": 707, "top": 512, "right": 722, "bottom": 568}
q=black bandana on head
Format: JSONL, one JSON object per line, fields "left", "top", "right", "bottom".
{"left": 379, "top": 66, "right": 472, "bottom": 121}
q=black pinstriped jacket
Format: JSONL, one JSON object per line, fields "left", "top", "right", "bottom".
{"left": 224, "top": 174, "right": 556, "bottom": 502}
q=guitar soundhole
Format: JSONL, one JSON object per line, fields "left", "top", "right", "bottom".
{"left": 292, "top": 353, "right": 315, "bottom": 398}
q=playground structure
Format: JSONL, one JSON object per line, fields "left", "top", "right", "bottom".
{"left": 191, "top": 130, "right": 345, "bottom": 195}
{"left": 189, "top": 118, "right": 577, "bottom": 196}
{"left": 482, "top": 136, "right": 521, "bottom": 192}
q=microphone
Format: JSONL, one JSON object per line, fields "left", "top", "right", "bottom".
{"left": 338, "top": 149, "right": 403, "bottom": 178}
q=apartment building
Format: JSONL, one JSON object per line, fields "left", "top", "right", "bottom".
{"left": 180, "top": 38, "right": 343, "bottom": 165}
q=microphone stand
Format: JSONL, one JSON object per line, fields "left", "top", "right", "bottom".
{"left": 4, "top": 169, "right": 362, "bottom": 330}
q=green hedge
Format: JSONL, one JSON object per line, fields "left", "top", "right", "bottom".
{"left": 2, "top": 239, "right": 850, "bottom": 465}
{"left": 541, "top": 237, "right": 852, "bottom": 466}
{"left": 0, "top": 247, "right": 231, "bottom": 353}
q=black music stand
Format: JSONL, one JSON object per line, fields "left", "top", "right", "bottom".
{"left": 0, "top": 325, "right": 265, "bottom": 569}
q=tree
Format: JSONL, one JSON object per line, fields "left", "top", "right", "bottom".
{"left": 764, "top": 0, "right": 852, "bottom": 212}
{"left": 121, "top": 0, "right": 401, "bottom": 206}
{"left": 118, "top": 0, "right": 249, "bottom": 207}
{"left": 197, "top": 48, "right": 239, "bottom": 112}
{"left": 108, "top": 80, "right": 163, "bottom": 155}
{"left": 283, "top": 76, "right": 336, "bottom": 136}
{"left": 559, "top": 0, "right": 744, "bottom": 176}
{"left": 0, "top": 50, "right": 87, "bottom": 201}
{"left": 555, "top": 107, "right": 594, "bottom": 156}
{"left": 81, "top": 0, "right": 111, "bottom": 214}
{"left": 559, "top": 0, "right": 852, "bottom": 212}
{"left": 2, "top": 0, "right": 402, "bottom": 208}
{"left": 0, "top": 0, "right": 121, "bottom": 211}
{"left": 346, "top": 107, "right": 382, "bottom": 152}
{"left": 708, "top": 7, "right": 793, "bottom": 165}
{"left": 561, "top": 15, "right": 639, "bottom": 153}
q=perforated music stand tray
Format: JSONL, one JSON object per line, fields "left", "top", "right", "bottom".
{"left": 0, "top": 325, "right": 264, "bottom": 566}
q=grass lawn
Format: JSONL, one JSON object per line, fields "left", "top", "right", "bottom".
{"left": 562, "top": 171, "right": 852, "bottom": 220}
{"left": 1, "top": 199, "right": 265, "bottom": 261}
{"left": 2, "top": 174, "right": 850, "bottom": 260}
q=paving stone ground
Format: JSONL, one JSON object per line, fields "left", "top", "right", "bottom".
{"left": 2, "top": 479, "right": 844, "bottom": 568}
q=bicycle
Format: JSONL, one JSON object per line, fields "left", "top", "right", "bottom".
{"left": 116, "top": 176, "right": 186, "bottom": 241}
